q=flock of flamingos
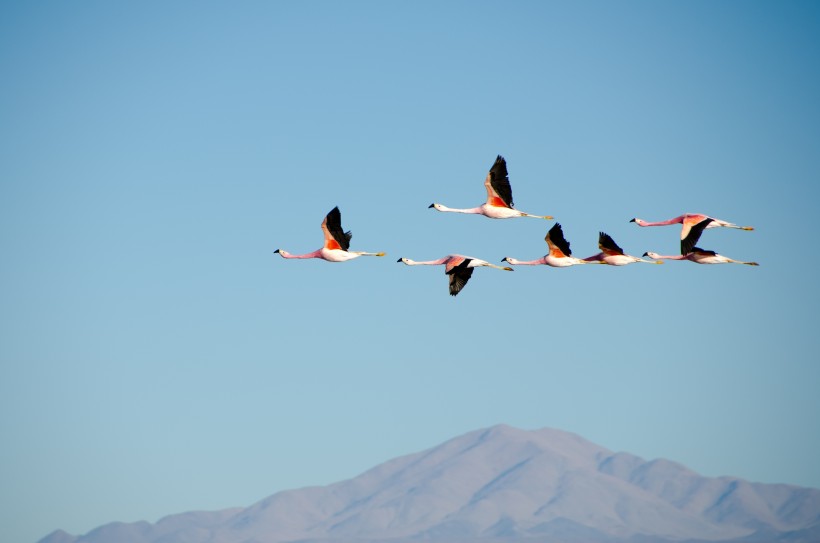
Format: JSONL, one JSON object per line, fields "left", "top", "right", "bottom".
{"left": 274, "top": 155, "right": 758, "bottom": 296}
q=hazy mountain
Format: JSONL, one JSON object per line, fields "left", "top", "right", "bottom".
{"left": 38, "top": 425, "right": 820, "bottom": 543}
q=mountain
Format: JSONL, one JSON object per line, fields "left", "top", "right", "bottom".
{"left": 38, "top": 425, "right": 820, "bottom": 543}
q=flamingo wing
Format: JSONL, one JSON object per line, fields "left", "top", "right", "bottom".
{"left": 681, "top": 217, "right": 714, "bottom": 255}
{"left": 483, "top": 155, "right": 513, "bottom": 208}
{"left": 321, "top": 206, "right": 352, "bottom": 251}
{"left": 692, "top": 247, "right": 718, "bottom": 257}
{"left": 446, "top": 258, "right": 474, "bottom": 296}
{"left": 545, "top": 222, "right": 571, "bottom": 258}
{"left": 679, "top": 213, "right": 709, "bottom": 242}
{"left": 598, "top": 232, "right": 624, "bottom": 256}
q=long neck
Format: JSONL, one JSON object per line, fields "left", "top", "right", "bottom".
{"left": 278, "top": 249, "right": 322, "bottom": 259}
{"left": 404, "top": 258, "right": 449, "bottom": 266}
{"left": 505, "top": 257, "right": 546, "bottom": 265}
{"left": 437, "top": 204, "right": 483, "bottom": 214}
{"left": 639, "top": 216, "right": 684, "bottom": 227}
{"left": 651, "top": 253, "right": 686, "bottom": 260}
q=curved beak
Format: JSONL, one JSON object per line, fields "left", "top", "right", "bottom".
{"left": 501, "top": 257, "right": 508, "bottom": 262}
{"left": 428, "top": 203, "right": 435, "bottom": 208}
{"left": 629, "top": 218, "right": 636, "bottom": 223}
{"left": 273, "top": 249, "right": 280, "bottom": 253}
{"left": 642, "top": 252, "right": 649, "bottom": 257}
{"left": 396, "top": 258, "right": 403, "bottom": 262}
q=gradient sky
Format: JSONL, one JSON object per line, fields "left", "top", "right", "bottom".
{"left": 2, "top": 2, "right": 819, "bottom": 542}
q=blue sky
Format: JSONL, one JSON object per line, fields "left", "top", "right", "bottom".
{"left": 1, "top": 1, "right": 819, "bottom": 542}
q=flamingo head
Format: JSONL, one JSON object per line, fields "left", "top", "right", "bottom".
{"left": 429, "top": 203, "right": 443, "bottom": 211}
{"left": 642, "top": 251, "right": 661, "bottom": 260}
{"left": 501, "top": 257, "right": 511, "bottom": 263}
{"left": 630, "top": 218, "right": 646, "bottom": 226}
{"left": 274, "top": 249, "right": 289, "bottom": 257}
{"left": 397, "top": 257, "right": 410, "bottom": 264}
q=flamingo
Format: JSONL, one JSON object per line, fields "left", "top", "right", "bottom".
{"left": 397, "top": 255, "right": 513, "bottom": 296}
{"left": 583, "top": 232, "right": 661, "bottom": 265}
{"left": 429, "top": 155, "right": 553, "bottom": 219}
{"left": 630, "top": 213, "right": 753, "bottom": 254}
{"left": 643, "top": 249, "right": 759, "bottom": 266}
{"left": 501, "top": 223, "right": 600, "bottom": 267}
{"left": 274, "top": 207, "right": 385, "bottom": 262}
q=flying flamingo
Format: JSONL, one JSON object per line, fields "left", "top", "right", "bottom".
{"left": 501, "top": 223, "right": 600, "bottom": 267}
{"left": 642, "top": 217, "right": 758, "bottom": 265}
{"left": 582, "top": 232, "right": 661, "bottom": 265}
{"left": 397, "top": 255, "right": 513, "bottom": 296}
{"left": 643, "top": 249, "right": 759, "bottom": 266}
{"left": 429, "top": 155, "right": 553, "bottom": 219}
{"left": 630, "top": 213, "right": 753, "bottom": 254}
{"left": 274, "top": 207, "right": 385, "bottom": 262}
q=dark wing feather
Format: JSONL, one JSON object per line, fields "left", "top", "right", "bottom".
{"left": 598, "top": 232, "right": 624, "bottom": 255}
{"left": 325, "top": 206, "right": 352, "bottom": 251}
{"left": 692, "top": 247, "right": 718, "bottom": 256}
{"left": 548, "top": 222, "right": 572, "bottom": 256}
{"left": 488, "top": 155, "right": 514, "bottom": 208}
{"left": 681, "top": 217, "right": 714, "bottom": 255}
{"left": 446, "top": 258, "right": 474, "bottom": 296}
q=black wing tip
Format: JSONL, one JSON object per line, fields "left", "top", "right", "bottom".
{"left": 681, "top": 217, "right": 715, "bottom": 255}
{"left": 599, "top": 231, "right": 623, "bottom": 253}
{"left": 548, "top": 223, "right": 572, "bottom": 256}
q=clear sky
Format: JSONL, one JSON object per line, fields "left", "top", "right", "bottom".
{"left": 1, "top": 2, "right": 819, "bottom": 542}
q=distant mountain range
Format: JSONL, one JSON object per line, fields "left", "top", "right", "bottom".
{"left": 39, "top": 425, "right": 820, "bottom": 543}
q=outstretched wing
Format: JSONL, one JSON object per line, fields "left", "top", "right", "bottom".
{"left": 446, "top": 259, "right": 474, "bottom": 296}
{"left": 545, "top": 222, "right": 571, "bottom": 257}
{"left": 679, "top": 213, "right": 709, "bottom": 241}
{"left": 681, "top": 217, "right": 713, "bottom": 255}
{"left": 321, "top": 206, "right": 352, "bottom": 251}
{"left": 483, "top": 155, "right": 513, "bottom": 208}
{"left": 598, "top": 232, "right": 624, "bottom": 256}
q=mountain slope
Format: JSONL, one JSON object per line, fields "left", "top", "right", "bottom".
{"left": 38, "top": 425, "right": 820, "bottom": 543}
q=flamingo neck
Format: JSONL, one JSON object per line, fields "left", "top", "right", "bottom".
{"left": 437, "top": 205, "right": 484, "bottom": 215}
{"left": 638, "top": 216, "right": 685, "bottom": 227}
{"left": 506, "top": 257, "right": 546, "bottom": 266}
{"left": 278, "top": 249, "right": 323, "bottom": 259}
{"left": 654, "top": 254, "right": 686, "bottom": 260}
{"left": 404, "top": 258, "right": 448, "bottom": 266}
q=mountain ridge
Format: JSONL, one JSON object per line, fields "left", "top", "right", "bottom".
{"left": 38, "top": 424, "right": 820, "bottom": 543}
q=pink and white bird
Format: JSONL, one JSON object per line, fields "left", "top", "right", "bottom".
{"left": 501, "top": 222, "right": 600, "bottom": 267}
{"left": 643, "top": 217, "right": 758, "bottom": 265}
{"left": 582, "top": 232, "right": 661, "bottom": 265}
{"left": 274, "top": 207, "right": 385, "bottom": 262}
{"left": 643, "top": 249, "right": 759, "bottom": 266}
{"left": 630, "top": 213, "right": 754, "bottom": 254}
{"left": 429, "top": 155, "right": 553, "bottom": 219}
{"left": 397, "top": 254, "right": 513, "bottom": 296}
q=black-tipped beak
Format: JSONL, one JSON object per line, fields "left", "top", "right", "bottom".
{"left": 428, "top": 203, "right": 435, "bottom": 208}
{"left": 642, "top": 252, "right": 649, "bottom": 257}
{"left": 501, "top": 257, "right": 508, "bottom": 262}
{"left": 396, "top": 258, "right": 403, "bottom": 262}
{"left": 629, "top": 218, "right": 636, "bottom": 223}
{"left": 273, "top": 249, "right": 280, "bottom": 253}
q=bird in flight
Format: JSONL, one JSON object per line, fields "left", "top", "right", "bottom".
{"left": 582, "top": 232, "right": 661, "bottom": 265}
{"left": 629, "top": 213, "right": 753, "bottom": 254}
{"left": 502, "top": 223, "right": 600, "bottom": 267}
{"left": 274, "top": 207, "right": 385, "bottom": 262}
{"left": 397, "top": 254, "right": 513, "bottom": 296}
{"left": 429, "top": 155, "right": 553, "bottom": 219}
{"left": 643, "top": 249, "right": 759, "bottom": 266}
